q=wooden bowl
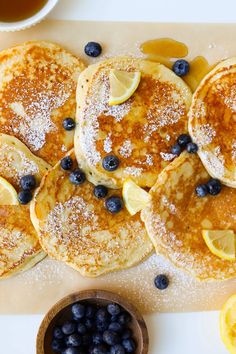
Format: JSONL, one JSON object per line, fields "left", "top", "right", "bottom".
{"left": 37, "top": 289, "right": 149, "bottom": 354}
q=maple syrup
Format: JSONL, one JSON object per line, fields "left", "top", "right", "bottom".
{"left": 140, "top": 38, "right": 211, "bottom": 91}
{"left": 0, "top": 0, "right": 48, "bottom": 22}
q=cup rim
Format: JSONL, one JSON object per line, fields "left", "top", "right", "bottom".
{"left": 0, "top": 0, "right": 59, "bottom": 32}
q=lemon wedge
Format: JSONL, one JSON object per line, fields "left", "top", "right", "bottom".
{"left": 220, "top": 294, "right": 236, "bottom": 354}
{"left": 0, "top": 176, "right": 18, "bottom": 205}
{"left": 122, "top": 178, "right": 151, "bottom": 215}
{"left": 202, "top": 230, "right": 235, "bottom": 261}
{"left": 109, "top": 69, "right": 141, "bottom": 105}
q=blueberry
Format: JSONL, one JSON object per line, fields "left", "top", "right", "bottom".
{"left": 96, "top": 320, "right": 109, "bottom": 332}
{"left": 186, "top": 142, "right": 198, "bottom": 154}
{"left": 61, "top": 156, "right": 73, "bottom": 171}
{"left": 105, "top": 196, "right": 123, "bottom": 214}
{"left": 85, "top": 318, "right": 95, "bottom": 330}
{"left": 53, "top": 326, "right": 64, "bottom": 339}
{"left": 82, "top": 333, "right": 92, "bottom": 346}
{"left": 77, "top": 323, "right": 87, "bottom": 335}
{"left": 110, "top": 344, "right": 125, "bottom": 354}
{"left": 172, "top": 59, "right": 190, "bottom": 77}
{"left": 103, "top": 330, "right": 120, "bottom": 346}
{"left": 84, "top": 42, "right": 102, "bottom": 57}
{"left": 107, "top": 304, "right": 121, "bottom": 316}
{"left": 72, "top": 303, "right": 85, "bottom": 319}
{"left": 195, "top": 184, "right": 208, "bottom": 198}
{"left": 18, "top": 190, "right": 32, "bottom": 205}
{"left": 102, "top": 155, "right": 120, "bottom": 172}
{"left": 108, "top": 322, "right": 123, "bottom": 333}
{"left": 96, "top": 308, "right": 109, "bottom": 322}
{"left": 94, "top": 185, "right": 108, "bottom": 199}
{"left": 62, "top": 321, "right": 77, "bottom": 335}
{"left": 51, "top": 338, "right": 65, "bottom": 352}
{"left": 20, "top": 175, "right": 36, "bottom": 191}
{"left": 92, "top": 332, "right": 103, "bottom": 345}
{"left": 69, "top": 169, "right": 86, "bottom": 185}
{"left": 154, "top": 274, "right": 169, "bottom": 290}
{"left": 63, "top": 117, "right": 76, "bottom": 131}
{"left": 206, "top": 178, "right": 222, "bottom": 196}
{"left": 91, "top": 344, "right": 108, "bottom": 354}
{"left": 117, "top": 312, "right": 131, "bottom": 326}
{"left": 177, "top": 134, "right": 192, "bottom": 148}
{"left": 85, "top": 305, "right": 96, "bottom": 318}
{"left": 171, "top": 143, "right": 182, "bottom": 156}
{"left": 121, "top": 328, "right": 132, "bottom": 340}
{"left": 62, "top": 348, "right": 81, "bottom": 354}
{"left": 65, "top": 333, "right": 82, "bottom": 347}
{"left": 122, "top": 338, "right": 136, "bottom": 353}
{"left": 111, "top": 315, "right": 118, "bottom": 322}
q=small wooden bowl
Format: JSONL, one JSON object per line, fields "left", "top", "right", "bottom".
{"left": 37, "top": 289, "right": 149, "bottom": 354}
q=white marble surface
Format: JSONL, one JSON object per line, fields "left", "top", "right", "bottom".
{"left": 0, "top": 1, "right": 232, "bottom": 353}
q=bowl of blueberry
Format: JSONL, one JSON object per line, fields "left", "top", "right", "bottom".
{"left": 37, "top": 289, "right": 149, "bottom": 354}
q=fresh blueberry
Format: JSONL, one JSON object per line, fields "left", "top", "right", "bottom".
{"left": 110, "top": 344, "right": 125, "bottom": 354}
{"left": 72, "top": 303, "right": 85, "bottom": 319}
{"left": 69, "top": 169, "right": 86, "bottom": 185}
{"left": 96, "top": 320, "right": 109, "bottom": 332}
{"left": 85, "top": 305, "right": 96, "bottom": 318}
{"left": 51, "top": 338, "right": 65, "bottom": 352}
{"left": 61, "top": 156, "right": 73, "bottom": 171}
{"left": 18, "top": 190, "right": 32, "bottom": 205}
{"left": 63, "top": 117, "right": 76, "bottom": 131}
{"left": 172, "top": 59, "right": 190, "bottom": 77}
{"left": 122, "top": 338, "right": 136, "bottom": 353}
{"left": 108, "top": 322, "right": 123, "bottom": 333}
{"left": 65, "top": 333, "right": 82, "bottom": 347}
{"left": 20, "top": 175, "right": 36, "bottom": 191}
{"left": 186, "top": 142, "right": 198, "bottom": 154}
{"left": 206, "top": 178, "right": 222, "bottom": 196}
{"left": 102, "top": 155, "right": 120, "bottom": 172}
{"left": 53, "top": 326, "right": 64, "bottom": 339}
{"left": 62, "top": 321, "right": 77, "bottom": 335}
{"left": 177, "top": 134, "right": 192, "bottom": 148}
{"left": 94, "top": 185, "right": 108, "bottom": 199}
{"left": 111, "top": 315, "right": 118, "bottom": 322}
{"left": 85, "top": 318, "right": 95, "bottom": 330}
{"left": 77, "top": 323, "right": 87, "bottom": 335}
{"left": 171, "top": 143, "right": 182, "bottom": 156}
{"left": 121, "top": 329, "right": 132, "bottom": 340}
{"left": 62, "top": 348, "right": 81, "bottom": 354}
{"left": 117, "top": 312, "right": 131, "bottom": 326}
{"left": 154, "top": 274, "right": 169, "bottom": 290}
{"left": 105, "top": 196, "right": 123, "bottom": 214}
{"left": 91, "top": 344, "right": 108, "bottom": 354}
{"left": 107, "top": 304, "right": 121, "bottom": 316}
{"left": 92, "top": 332, "right": 103, "bottom": 345}
{"left": 96, "top": 308, "right": 109, "bottom": 322}
{"left": 195, "top": 184, "right": 208, "bottom": 198}
{"left": 82, "top": 333, "right": 92, "bottom": 346}
{"left": 84, "top": 42, "right": 102, "bottom": 57}
{"left": 103, "top": 330, "right": 120, "bottom": 346}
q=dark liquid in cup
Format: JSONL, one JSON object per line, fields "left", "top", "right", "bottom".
{"left": 0, "top": 0, "right": 48, "bottom": 22}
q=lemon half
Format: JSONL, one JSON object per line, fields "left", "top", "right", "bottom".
{"left": 122, "top": 178, "right": 151, "bottom": 216}
{"left": 202, "top": 230, "right": 235, "bottom": 261}
{"left": 220, "top": 294, "right": 236, "bottom": 354}
{"left": 0, "top": 176, "right": 18, "bottom": 205}
{"left": 109, "top": 69, "right": 141, "bottom": 105}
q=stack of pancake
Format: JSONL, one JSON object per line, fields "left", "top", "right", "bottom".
{"left": 0, "top": 41, "right": 235, "bottom": 281}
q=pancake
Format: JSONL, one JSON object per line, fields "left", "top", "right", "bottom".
{"left": 75, "top": 57, "right": 192, "bottom": 189}
{"left": 31, "top": 150, "right": 153, "bottom": 277}
{"left": 0, "top": 133, "right": 50, "bottom": 191}
{"left": 0, "top": 41, "right": 86, "bottom": 166}
{"left": 189, "top": 57, "right": 236, "bottom": 188}
{"left": 141, "top": 152, "right": 236, "bottom": 280}
{"left": 0, "top": 206, "right": 45, "bottom": 279}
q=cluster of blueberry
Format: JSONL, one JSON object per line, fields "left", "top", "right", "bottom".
{"left": 195, "top": 178, "right": 222, "bottom": 198}
{"left": 51, "top": 301, "right": 136, "bottom": 354}
{"left": 18, "top": 174, "right": 37, "bottom": 204}
{"left": 171, "top": 133, "right": 198, "bottom": 156}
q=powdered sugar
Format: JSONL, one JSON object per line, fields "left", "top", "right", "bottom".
{"left": 119, "top": 140, "right": 132, "bottom": 158}
{"left": 160, "top": 152, "right": 175, "bottom": 161}
{"left": 104, "top": 133, "right": 112, "bottom": 153}
{"left": 192, "top": 124, "right": 216, "bottom": 147}
{"left": 124, "top": 166, "right": 143, "bottom": 177}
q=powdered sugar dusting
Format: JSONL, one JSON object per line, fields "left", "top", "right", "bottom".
{"left": 160, "top": 152, "right": 175, "bottom": 161}
{"left": 124, "top": 166, "right": 143, "bottom": 177}
{"left": 145, "top": 154, "right": 153, "bottom": 166}
{"left": 104, "top": 133, "right": 112, "bottom": 153}
{"left": 162, "top": 195, "right": 177, "bottom": 214}
{"left": 119, "top": 140, "right": 132, "bottom": 158}
{"left": 193, "top": 124, "right": 216, "bottom": 147}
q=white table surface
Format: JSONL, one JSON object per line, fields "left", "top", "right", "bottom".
{"left": 0, "top": 1, "right": 233, "bottom": 353}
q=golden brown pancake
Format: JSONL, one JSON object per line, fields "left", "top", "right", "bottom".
{"left": 141, "top": 152, "right": 236, "bottom": 280}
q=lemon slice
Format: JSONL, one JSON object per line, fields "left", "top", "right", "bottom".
{"left": 220, "top": 294, "right": 236, "bottom": 354}
{"left": 0, "top": 176, "right": 18, "bottom": 205}
{"left": 202, "top": 230, "right": 235, "bottom": 261}
{"left": 122, "top": 178, "right": 151, "bottom": 215}
{"left": 109, "top": 69, "right": 141, "bottom": 105}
